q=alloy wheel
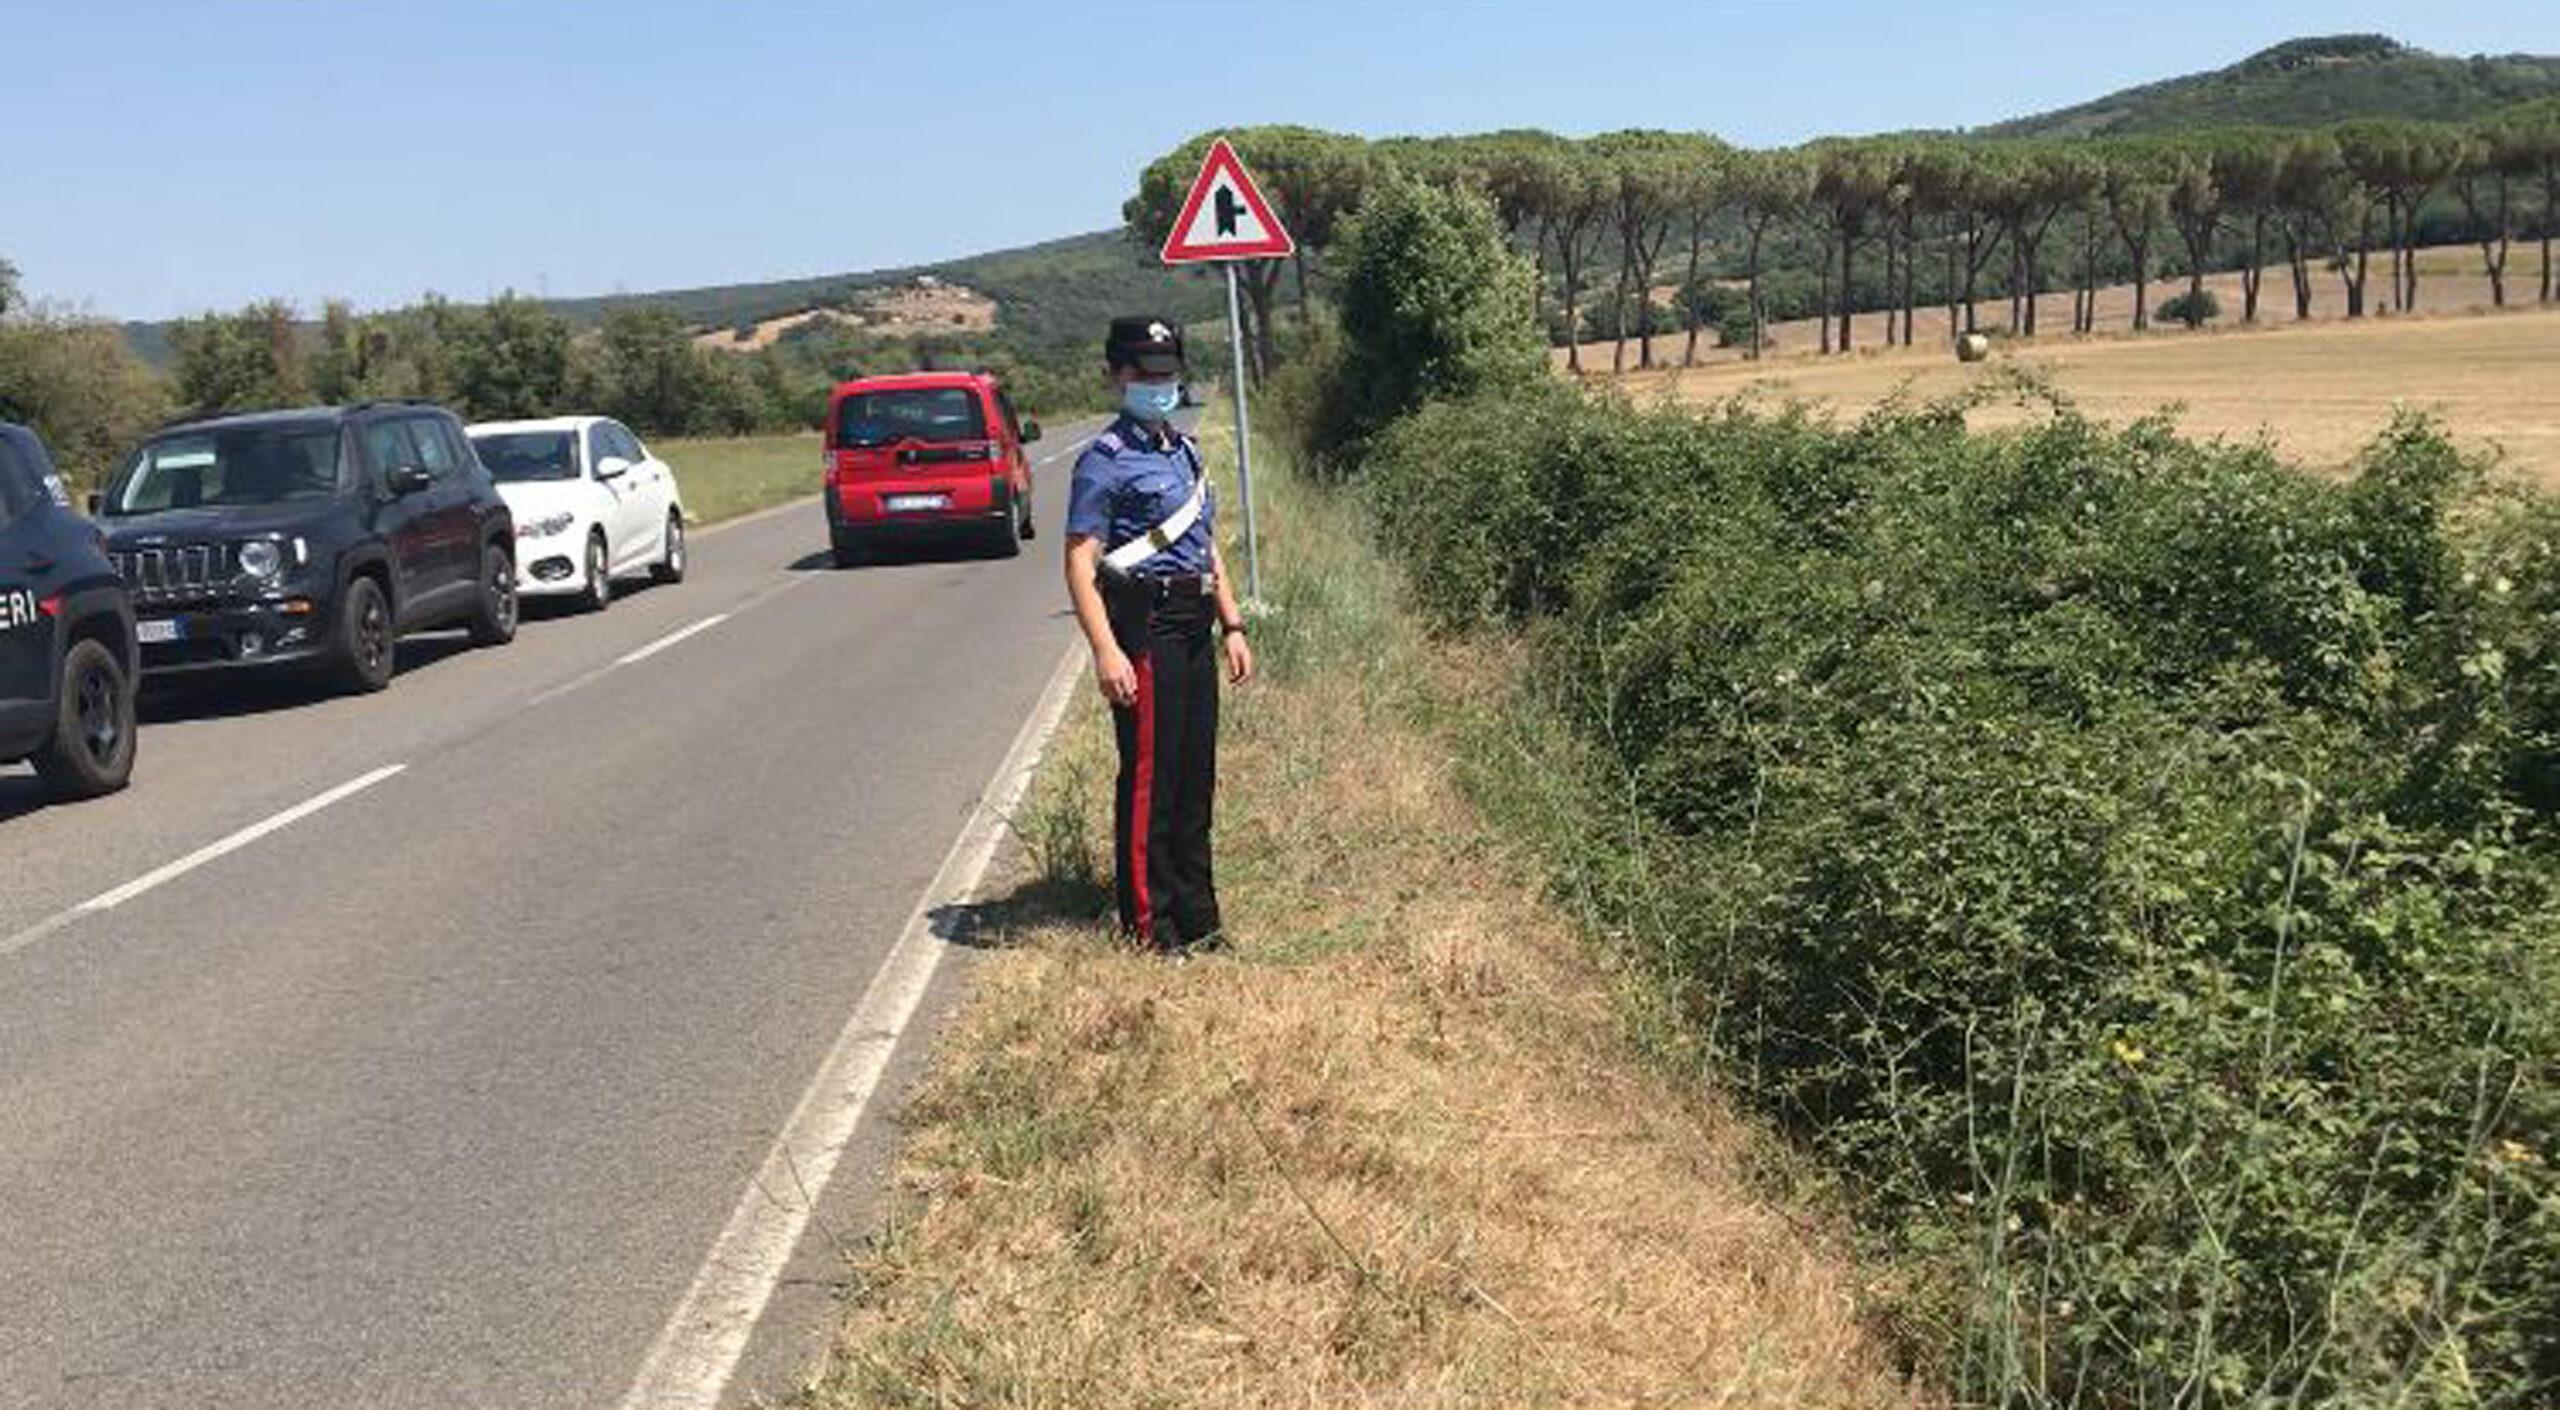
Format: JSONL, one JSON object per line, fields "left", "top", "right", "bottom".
{"left": 492, "top": 553, "right": 518, "bottom": 631}
{"left": 359, "top": 595, "right": 390, "bottom": 673}
{"left": 75, "top": 663, "right": 120, "bottom": 763}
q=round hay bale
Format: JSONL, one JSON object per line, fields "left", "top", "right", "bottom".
{"left": 1954, "top": 332, "right": 1991, "bottom": 363}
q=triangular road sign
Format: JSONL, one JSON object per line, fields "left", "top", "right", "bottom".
{"left": 1160, "top": 138, "right": 1296, "bottom": 264}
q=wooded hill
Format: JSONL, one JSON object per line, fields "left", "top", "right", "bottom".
{"left": 1988, "top": 34, "right": 2560, "bottom": 139}
{"left": 120, "top": 230, "right": 1222, "bottom": 370}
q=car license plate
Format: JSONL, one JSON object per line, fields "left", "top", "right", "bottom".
{"left": 884, "top": 493, "right": 950, "bottom": 514}
{"left": 137, "top": 618, "right": 184, "bottom": 644}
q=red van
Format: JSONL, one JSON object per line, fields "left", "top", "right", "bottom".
{"left": 822, "top": 371, "right": 1039, "bottom": 566}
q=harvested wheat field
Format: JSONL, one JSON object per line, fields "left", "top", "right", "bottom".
{"left": 1608, "top": 303, "right": 2560, "bottom": 485}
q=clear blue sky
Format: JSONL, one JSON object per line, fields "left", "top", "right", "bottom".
{"left": 8, "top": 0, "right": 2550, "bottom": 320}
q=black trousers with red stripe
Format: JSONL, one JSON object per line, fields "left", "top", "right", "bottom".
{"left": 1106, "top": 581, "right": 1221, "bottom": 948}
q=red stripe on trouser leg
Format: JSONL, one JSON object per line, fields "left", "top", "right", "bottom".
{"left": 1129, "top": 654, "right": 1158, "bottom": 945}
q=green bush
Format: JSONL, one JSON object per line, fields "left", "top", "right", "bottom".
{"left": 1358, "top": 388, "right": 2560, "bottom": 1406}
{"left": 2159, "top": 286, "right": 2224, "bottom": 327}
{"left": 1313, "top": 176, "right": 1541, "bottom": 461}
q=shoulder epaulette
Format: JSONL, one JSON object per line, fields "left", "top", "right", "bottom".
{"left": 1091, "top": 430, "right": 1126, "bottom": 456}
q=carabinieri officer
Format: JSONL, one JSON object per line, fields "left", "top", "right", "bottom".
{"left": 1063, "top": 315, "right": 1255, "bottom": 952}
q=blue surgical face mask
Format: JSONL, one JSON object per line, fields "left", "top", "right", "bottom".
{"left": 1121, "top": 379, "right": 1181, "bottom": 422}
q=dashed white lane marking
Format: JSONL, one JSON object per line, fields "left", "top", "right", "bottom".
{"left": 616, "top": 639, "right": 1088, "bottom": 1410}
{"left": 0, "top": 765, "right": 407, "bottom": 960}
{"left": 616, "top": 613, "right": 732, "bottom": 666}
{"left": 525, "top": 573, "right": 819, "bottom": 712}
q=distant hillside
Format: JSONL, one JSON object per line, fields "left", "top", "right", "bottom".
{"left": 1985, "top": 34, "right": 2560, "bottom": 139}
{"left": 121, "top": 228, "right": 1229, "bottom": 366}
{"left": 534, "top": 229, "right": 1227, "bottom": 349}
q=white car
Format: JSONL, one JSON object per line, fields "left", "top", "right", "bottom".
{"left": 467, "top": 416, "right": 686, "bottom": 610}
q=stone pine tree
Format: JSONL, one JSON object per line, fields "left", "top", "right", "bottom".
{"left": 2518, "top": 100, "right": 2560, "bottom": 303}
{"left": 1532, "top": 148, "right": 1609, "bottom": 375}
{"left": 2454, "top": 115, "right": 2532, "bottom": 307}
{"left": 1593, "top": 131, "right": 1687, "bottom": 373}
{"left": 2274, "top": 131, "right": 2345, "bottom": 320}
{"left": 1810, "top": 139, "right": 1895, "bottom": 353}
{"left": 2101, "top": 144, "right": 2173, "bottom": 331}
{"left": 1473, "top": 132, "right": 1577, "bottom": 328}
{"left": 2210, "top": 131, "right": 2285, "bottom": 322}
{"left": 1251, "top": 129, "right": 1377, "bottom": 331}
{"left": 1928, "top": 144, "right": 2009, "bottom": 336}
{"left": 2003, "top": 146, "right": 2094, "bottom": 336}
{"left": 1729, "top": 148, "right": 1809, "bottom": 359}
{"left": 1666, "top": 136, "right": 1734, "bottom": 367}
{"left": 2165, "top": 144, "right": 2226, "bottom": 327}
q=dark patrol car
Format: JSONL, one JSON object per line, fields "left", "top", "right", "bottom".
{"left": 95, "top": 401, "right": 518, "bottom": 693}
{"left": 0, "top": 422, "right": 139, "bottom": 799}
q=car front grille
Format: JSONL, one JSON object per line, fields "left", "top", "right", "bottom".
{"left": 108, "top": 544, "right": 236, "bottom": 604}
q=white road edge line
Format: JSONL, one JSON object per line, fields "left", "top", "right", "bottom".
{"left": 617, "top": 639, "right": 1088, "bottom": 1410}
{"left": 0, "top": 764, "right": 407, "bottom": 960}
{"left": 617, "top": 613, "right": 731, "bottom": 666}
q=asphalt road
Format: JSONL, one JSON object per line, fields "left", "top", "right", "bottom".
{"left": 0, "top": 415, "right": 1119, "bottom": 1408}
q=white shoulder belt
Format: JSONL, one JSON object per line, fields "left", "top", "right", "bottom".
{"left": 1102, "top": 443, "right": 1206, "bottom": 574}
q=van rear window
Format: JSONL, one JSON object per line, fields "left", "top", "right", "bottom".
{"left": 835, "top": 388, "right": 987, "bottom": 449}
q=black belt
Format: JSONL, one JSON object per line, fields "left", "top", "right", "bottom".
{"left": 1102, "top": 570, "right": 1217, "bottom": 601}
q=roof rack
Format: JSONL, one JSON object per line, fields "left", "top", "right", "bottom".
{"left": 346, "top": 396, "right": 440, "bottom": 412}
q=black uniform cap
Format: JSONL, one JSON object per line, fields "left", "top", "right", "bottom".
{"left": 1105, "top": 316, "right": 1186, "bottom": 375}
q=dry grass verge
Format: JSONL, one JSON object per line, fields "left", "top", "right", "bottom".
{"left": 795, "top": 415, "right": 1909, "bottom": 1407}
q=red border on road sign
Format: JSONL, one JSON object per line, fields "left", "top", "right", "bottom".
{"left": 1160, "top": 138, "right": 1296, "bottom": 264}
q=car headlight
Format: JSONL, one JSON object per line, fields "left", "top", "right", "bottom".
{"left": 518, "top": 512, "right": 576, "bottom": 539}
{"left": 237, "top": 539, "right": 284, "bottom": 580}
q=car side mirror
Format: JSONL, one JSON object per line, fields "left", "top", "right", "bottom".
{"left": 85, "top": 491, "right": 103, "bottom": 516}
{"left": 1019, "top": 420, "right": 1042, "bottom": 444}
{"left": 386, "top": 464, "right": 433, "bottom": 496}
{"left": 595, "top": 456, "right": 632, "bottom": 480}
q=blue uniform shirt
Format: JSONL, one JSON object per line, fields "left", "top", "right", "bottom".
{"left": 1064, "top": 414, "right": 1216, "bottom": 577}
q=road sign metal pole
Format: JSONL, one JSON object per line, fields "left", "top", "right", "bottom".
{"left": 1222, "top": 260, "right": 1263, "bottom": 607}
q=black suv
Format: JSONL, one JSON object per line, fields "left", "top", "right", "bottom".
{"left": 95, "top": 401, "right": 518, "bottom": 692}
{"left": 0, "top": 423, "right": 139, "bottom": 798}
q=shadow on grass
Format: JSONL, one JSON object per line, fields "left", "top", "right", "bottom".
{"left": 928, "top": 871, "right": 1113, "bottom": 950}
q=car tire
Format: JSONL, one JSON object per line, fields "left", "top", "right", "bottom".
{"left": 1017, "top": 494, "right": 1037, "bottom": 541}
{"left": 467, "top": 540, "right": 519, "bottom": 647}
{"left": 328, "top": 575, "right": 397, "bottom": 694}
{"left": 581, "top": 532, "right": 612, "bottom": 612}
{"left": 830, "top": 528, "right": 865, "bottom": 569}
{"left": 32, "top": 637, "right": 136, "bottom": 800}
{"left": 651, "top": 511, "right": 686, "bottom": 585}
{"left": 987, "top": 504, "right": 1023, "bottom": 560}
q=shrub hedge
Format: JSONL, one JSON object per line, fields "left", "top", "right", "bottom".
{"left": 1355, "top": 382, "right": 2559, "bottom": 1405}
